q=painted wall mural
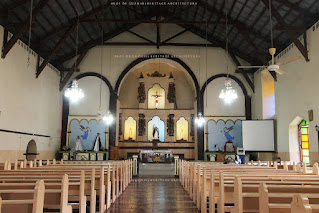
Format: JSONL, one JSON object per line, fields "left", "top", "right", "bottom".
{"left": 69, "top": 119, "right": 107, "bottom": 150}
{"left": 207, "top": 120, "right": 243, "bottom": 152}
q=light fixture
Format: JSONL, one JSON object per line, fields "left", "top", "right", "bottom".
{"left": 219, "top": 1, "right": 238, "bottom": 104}
{"left": 64, "top": 80, "right": 84, "bottom": 103}
{"left": 219, "top": 79, "right": 238, "bottom": 104}
{"left": 315, "top": 125, "right": 319, "bottom": 132}
{"left": 195, "top": 112, "right": 205, "bottom": 127}
{"left": 103, "top": 111, "right": 114, "bottom": 125}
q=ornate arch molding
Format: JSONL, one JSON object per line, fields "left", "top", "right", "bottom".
{"left": 74, "top": 72, "right": 115, "bottom": 95}
{"left": 114, "top": 53, "right": 200, "bottom": 102}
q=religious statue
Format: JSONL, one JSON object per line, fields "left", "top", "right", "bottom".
{"left": 179, "top": 128, "right": 184, "bottom": 140}
{"left": 152, "top": 91, "right": 162, "bottom": 109}
{"left": 74, "top": 136, "right": 83, "bottom": 151}
{"left": 128, "top": 128, "right": 133, "bottom": 140}
{"left": 92, "top": 133, "right": 102, "bottom": 152}
{"left": 152, "top": 124, "right": 159, "bottom": 140}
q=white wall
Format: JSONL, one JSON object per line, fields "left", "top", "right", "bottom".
{"left": 0, "top": 26, "right": 62, "bottom": 162}
{"left": 203, "top": 77, "right": 245, "bottom": 116}
{"left": 69, "top": 76, "right": 110, "bottom": 116}
{"left": 252, "top": 21, "right": 319, "bottom": 163}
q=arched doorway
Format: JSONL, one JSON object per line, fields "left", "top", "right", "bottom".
{"left": 26, "top": 140, "right": 37, "bottom": 160}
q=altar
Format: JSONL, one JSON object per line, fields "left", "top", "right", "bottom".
{"left": 140, "top": 150, "right": 173, "bottom": 163}
{"left": 60, "top": 151, "right": 109, "bottom": 161}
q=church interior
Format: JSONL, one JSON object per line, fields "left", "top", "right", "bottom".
{"left": 1, "top": 0, "right": 319, "bottom": 212}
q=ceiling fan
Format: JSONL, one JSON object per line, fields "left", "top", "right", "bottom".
{"left": 238, "top": 0, "right": 301, "bottom": 75}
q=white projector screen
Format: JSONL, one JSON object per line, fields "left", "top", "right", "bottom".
{"left": 242, "top": 120, "right": 275, "bottom": 151}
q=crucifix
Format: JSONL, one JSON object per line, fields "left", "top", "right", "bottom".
{"left": 152, "top": 91, "right": 162, "bottom": 109}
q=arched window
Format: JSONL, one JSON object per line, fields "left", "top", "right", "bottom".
{"left": 124, "top": 117, "right": 137, "bottom": 141}
{"left": 299, "top": 120, "right": 310, "bottom": 163}
{"left": 148, "top": 84, "right": 165, "bottom": 109}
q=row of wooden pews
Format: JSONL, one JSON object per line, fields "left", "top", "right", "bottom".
{"left": 0, "top": 158, "right": 133, "bottom": 213}
{"left": 179, "top": 160, "right": 319, "bottom": 213}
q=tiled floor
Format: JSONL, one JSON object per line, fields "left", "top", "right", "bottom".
{"left": 107, "top": 178, "right": 200, "bottom": 213}
{"left": 138, "top": 163, "right": 175, "bottom": 177}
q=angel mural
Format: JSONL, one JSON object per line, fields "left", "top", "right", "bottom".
{"left": 79, "top": 125, "right": 91, "bottom": 140}
{"left": 221, "top": 126, "right": 234, "bottom": 142}
{"left": 207, "top": 120, "right": 243, "bottom": 152}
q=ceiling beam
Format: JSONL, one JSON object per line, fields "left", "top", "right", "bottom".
{"left": 101, "top": 42, "right": 218, "bottom": 47}
{"left": 36, "top": 24, "right": 76, "bottom": 78}
{"left": 229, "top": 52, "right": 255, "bottom": 92}
{"left": 127, "top": 30, "right": 155, "bottom": 43}
{"left": 261, "top": 0, "right": 309, "bottom": 62}
{"left": 1, "top": 0, "right": 48, "bottom": 58}
{"left": 273, "top": 0, "right": 313, "bottom": 18}
{"left": 81, "top": 18, "right": 225, "bottom": 25}
{"left": 59, "top": 49, "right": 89, "bottom": 91}
{"left": 195, "top": 0, "right": 283, "bottom": 48}
{"left": 32, "top": 1, "right": 118, "bottom": 46}
{"left": 161, "top": 29, "right": 188, "bottom": 44}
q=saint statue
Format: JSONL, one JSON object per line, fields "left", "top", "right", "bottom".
{"left": 152, "top": 124, "right": 159, "bottom": 140}
{"left": 152, "top": 91, "right": 162, "bottom": 109}
{"left": 74, "top": 136, "right": 83, "bottom": 151}
{"left": 180, "top": 128, "right": 184, "bottom": 140}
{"left": 92, "top": 133, "right": 102, "bottom": 152}
{"left": 129, "top": 128, "right": 133, "bottom": 139}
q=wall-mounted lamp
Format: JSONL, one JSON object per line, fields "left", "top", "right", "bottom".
{"left": 315, "top": 125, "right": 319, "bottom": 132}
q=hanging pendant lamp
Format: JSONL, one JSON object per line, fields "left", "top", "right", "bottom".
{"left": 219, "top": 1, "right": 238, "bottom": 104}
{"left": 64, "top": 20, "right": 84, "bottom": 103}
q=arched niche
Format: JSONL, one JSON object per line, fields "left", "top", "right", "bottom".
{"left": 148, "top": 84, "right": 165, "bottom": 109}
{"left": 124, "top": 117, "right": 137, "bottom": 141}
{"left": 26, "top": 140, "right": 37, "bottom": 160}
{"left": 176, "top": 117, "right": 188, "bottom": 141}
{"left": 69, "top": 75, "right": 110, "bottom": 116}
{"left": 148, "top": 116, "right": 165, "bottom": 142}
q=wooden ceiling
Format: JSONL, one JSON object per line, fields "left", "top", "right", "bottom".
{"left": 0, "top": 0, "right": 318, "bottom": 86}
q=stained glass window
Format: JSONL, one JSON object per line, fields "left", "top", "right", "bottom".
{"left": 299, "top": 120, "right": 309, "bottom": 163}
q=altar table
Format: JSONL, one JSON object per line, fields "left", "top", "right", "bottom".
{"left": 140, "top": 150, "right": 173, "bottom": 163}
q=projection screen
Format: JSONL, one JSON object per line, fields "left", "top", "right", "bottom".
{"left": 242, "top": 120, "right": 275, "bottom": 151}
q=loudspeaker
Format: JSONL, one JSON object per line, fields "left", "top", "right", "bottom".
{"left": 308, "top": 110, "right": 313, "bottom": 121}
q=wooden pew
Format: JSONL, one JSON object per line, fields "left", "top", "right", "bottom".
{"left": 0, "top": 180, "right": 45, "bottom": 213}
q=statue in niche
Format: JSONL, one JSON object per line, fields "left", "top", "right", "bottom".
{"left": 190, "top": 114, "right": 195, "bottom": 136}
{"left": 152, "top": 91, "right": 162, "bottom": 109}
{"left": 128, "top": 128, "right": 133, "bottom": 140}
{"left": 167, "top": 82, "right": 176, "bottom": 103}
{"left": 138, "top": 114, "right": 146, "bottom": 136}
{"left": 152, "top": 124, "right": 159, "bottom": 140}
{"left": 137, "top": 82, "right": 146, "bottom": 103}
{"left": 147, "top": 71, "right": 166, "bottom": 77}
{"left": 119, "top": 113, "right": 123, "bottom": 135}
{"left": 179, "top": 129, "right": 184, "bottom": 140}
{"left": 167, "top": 114, "right": 174, "bottom": 136}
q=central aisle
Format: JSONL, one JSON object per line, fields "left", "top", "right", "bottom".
{"left": 107, "top": 178, "right": 199, "bottom": 213}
